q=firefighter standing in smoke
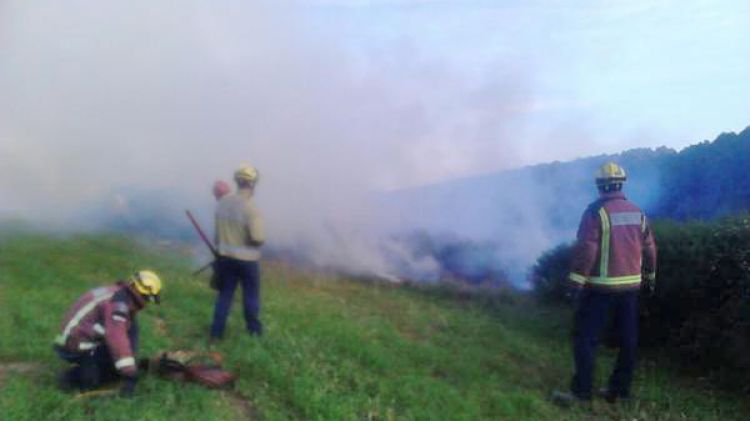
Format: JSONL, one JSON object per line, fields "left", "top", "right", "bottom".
{"left": 211, "top": 165, "right": 265, "bottom": 339}
{"left": 553, "top": 162, "right": 657, "bottom": 405}
{"left": 53, "top": 271, "right": 163, "bottom": 396}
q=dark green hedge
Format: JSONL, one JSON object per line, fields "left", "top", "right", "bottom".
{"left": 531, "top": 215, "right": 750, "bottom": 390}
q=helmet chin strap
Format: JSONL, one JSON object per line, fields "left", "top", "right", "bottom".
{"left": 142, "top": 293, "right": 160, "bottom": 304}
{"left": 598, "top": 182, "right": 623, "bottom": 193}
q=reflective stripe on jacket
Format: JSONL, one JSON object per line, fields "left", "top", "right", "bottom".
{"left": 568, "top": 191, "right": 657, "bottom": 291}
{"left": 54, "top": 282, "right": 145, "bottom": 376}
{"left": 215, "top": 188, "right": 265, "bottom": 261}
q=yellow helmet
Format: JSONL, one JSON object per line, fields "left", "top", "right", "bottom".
{"left": 595, "top": 162, "right": 627, "bottom": 187}
{"left": 131, "top": 270, "right": 162, "bottom": 304}
{"left": 234, "top": 165, "right": 259, "bottom": 184}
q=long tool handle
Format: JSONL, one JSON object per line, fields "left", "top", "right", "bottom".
{"left": 185, "top": 210, "right": 219, "bottom": 258}
{"left": 193, "top": 261, "right": 213, "bottom": 276}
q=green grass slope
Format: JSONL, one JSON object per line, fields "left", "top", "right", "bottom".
{"left": 0, "top": 233, "right": 747, "bottom": 420}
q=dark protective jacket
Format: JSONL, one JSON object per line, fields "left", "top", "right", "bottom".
{"left": 568, "top": 191, "right": 657, "bottom": 291}
{"left": 54, "top": 282, "right": 145, "bottom": 376}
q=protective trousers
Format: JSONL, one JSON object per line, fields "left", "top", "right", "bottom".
{"left": 210, "top": 258, "right": 262, "bottom": 338}
{"left": 571, "top": 289, "right": 638, "bottom": 400}
{"left": 56, "top": 321, "right": 139, "bottom": 391}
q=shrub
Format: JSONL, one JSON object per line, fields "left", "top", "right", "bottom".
{"left": 531, "top": 215, "right": 750, "bottom": 390}
{"left": 529, "top": 243, "right": 574, "bottom": 303}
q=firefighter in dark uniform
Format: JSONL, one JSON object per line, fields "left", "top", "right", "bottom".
{"left": 54, "top": 270, "right": 163, "bottom": 397}
{"left": 553, "top": 162, "right": 657, "bottom": 406}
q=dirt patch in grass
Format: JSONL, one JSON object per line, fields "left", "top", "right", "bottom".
{"left": 0, "top": 361, "right": 44, "bottom": 387}
{"left": 154, "top": 317, "right": 169, "bottom": 336}
{"left": 224, "top": 391, "right": 257, "bottom": 420}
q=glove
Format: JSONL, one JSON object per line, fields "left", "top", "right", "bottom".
{"left": 138, "top": 358, "right": 151, "bottom": 371}
{"left": 209, "top": 272, "right": 220, "bottom": 291}
{"left": 119, "top": 375, "right": 138, "bottom": 398}
{"left": 209, "top": 260, "right": 223, "bottom": 290}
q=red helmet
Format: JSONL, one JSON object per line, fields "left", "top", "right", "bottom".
{"left": 212, "top": 180, "right": 231, "bottom": 200}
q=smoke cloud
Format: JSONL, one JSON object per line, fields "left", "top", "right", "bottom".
{"left": 0, "top": 1, "right": 613, "bottom": 285}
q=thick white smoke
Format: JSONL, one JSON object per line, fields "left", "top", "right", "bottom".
{"left": 1, "top": 1, "right": 616, "bottom": 285}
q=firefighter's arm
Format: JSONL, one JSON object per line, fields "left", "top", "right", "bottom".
{"left": 568, "top": 208, "right": 601, "bottom": 287}
{"left": 642, "top": 215, "right": 657, "bottom": 284}
{"left": 103, "top": 301, "right": 137, "bottom": 378}
{"left": 245, "top": 204, "right": 265, "bottom": 247}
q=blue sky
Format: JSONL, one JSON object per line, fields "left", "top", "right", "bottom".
{"left": 305, "top": 0, "right": 750, "bottom": 163}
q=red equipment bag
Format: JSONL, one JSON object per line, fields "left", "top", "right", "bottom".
{"left": 151, "top": 350, "right": 236, "bottom": 390}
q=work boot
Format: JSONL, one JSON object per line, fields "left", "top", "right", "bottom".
{"left": 208, "top": 336, "right": 223, "bottom": 349}
{"left": 208, "top": 327, "right": 224, "bottom": 343}
{"left": 550, "top": 390, "right": 591, "bottom": 408}
{"left": 246, "top": 319, "right": 263, "bottom": 337}
{"left": 57, "top": 367, "right": 79, "bottom": 392}
{"left": 77, "top": 361, "right": 102, "bottom": 391}
{"left": 598, "top": 387, "right": 632, "bottom": 404}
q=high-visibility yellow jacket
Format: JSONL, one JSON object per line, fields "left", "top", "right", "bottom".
{"left": 569, "top": 191, "right": 657, "bottom": 290}
{"left": 215, "top": 188, "right": 265, "bottom": 261}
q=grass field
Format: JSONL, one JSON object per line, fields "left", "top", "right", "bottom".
{"left": 0, "top": 232, "right": 748, "bottom": 420}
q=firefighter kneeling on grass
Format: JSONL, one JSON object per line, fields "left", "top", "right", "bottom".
{"left": 53, "top": 270, "right": 163, "bottom": 397}
{"left": 553, "top": 162, "right": 657, "bottom": 407}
